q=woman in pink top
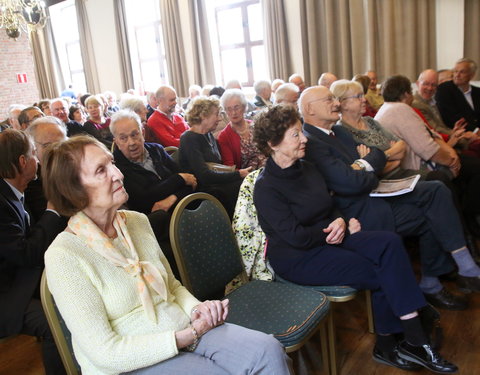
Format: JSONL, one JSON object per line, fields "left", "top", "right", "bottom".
{"left": 218, "top": 89, "right": 265, "bottom": 169}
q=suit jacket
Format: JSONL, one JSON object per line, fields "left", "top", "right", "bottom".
{"left": 253, "top": 95, "right": 270, "bottom": 108}
{"left": 412, "top": 93, "right": 453, "bottom": 136}
{"left": 435, "top": 80, "right": 480, "bottom": 131}
{"left": 113, "top": 143, "right": 193, "bottom": 214}
{"left": 0, "top": 179, "right": 65, "bottom": 337}
{"left": 303, "top": 122, "right": 396, "bottom": 231}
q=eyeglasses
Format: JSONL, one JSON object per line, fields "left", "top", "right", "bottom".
{"left": 225, "top": 105, "right": 245, "bottom": 113}
{"left": 116, "top": 130, "right": 141, "bottom": 144}
{"left": 341, "top": 93, "right": 364, "bottom": 101}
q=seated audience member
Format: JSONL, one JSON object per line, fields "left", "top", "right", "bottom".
{"left": 352, "top": 74, "right": 378, "bottom": 117}
{"left": 331, "top": 80, "right": 407, "bottom": 178}
{"left": 182, "top": 84, "right": 202, "bottom": 110}
{"left": 271, "top": 79, "right": 285, "bottom": 93}
{"left": 38, "top": 99, "right": 52, "bottom": 116}
{"left": 435, "top": 58, "right": 480, "bottom": 131}
{"left": 180, "top": 97, "right": 251, "bottom": 217}
{"left": 274, "top": 83, "right": 300, "bottom": 109}
{"left": 83, "top": 95, "right": 113, "bottom": 147}
{"left": 288, "top": 73, "right": 306, "bottom": 93}
{"left": 201, "top": 84, "right": 214, "bottom": 96}
{"left": 253, "top": 105, "right": 457, "bottom": 374}
{"left": 318, "top": 72, "right": 338, "bottom": 88}
{"left": 365, "top": 70, "right": 384, "bottom": 111}
{"left": 210, "top": 86, "right": 226, "bottom": 99}
{"left": 0, "top": 129, "right": 66, "bottom": 375}
{"left": 42, "top": 135, "right": 291, "bottom": 375}
{"left": 0, "top": 104, "right": 26, "bottom": 130}
{"left": 104, "top": 91, "right": 120, "bottom": 116}
{"left": 218, "top": 89, "right": 266, "bottom": 170}
{"left": 18, "top": 106, "right": 45, "bottom": 130}
{"left": 376, "top": 75, "right": 480, "bottom": 238}
{"left": 25, "top": 116, "right": 68, "bottom": 221}
{"left": 301, "top": 86, "right": 480, "bottom": 310}
{"left": 225, "top": 80, "right": 256, "bottom": 112}
{"left": 438, "top": 69, "right": 453, "bottom": 85}
{"left": 69, "top": 105, "right": 86, "bottom": 125}
{"left": 147, "top": 85, "right": 189, "bottom": 147}
{"left": 253, "top": 80, "right": 273, "bottom": 107}
{"left": 50, "top": 98, "right": 85, "bottom": 137}
{"left": 110, "top": 110, "right": 196, "bottom": 277}
{"left": 119, "top": 95, "right": 149, "bottom": 125}
{"left": 413, "top": 69, "right": 480, "bottom": 155}
{"left": 145, "top": 91, "right": 157, "bottom": 120}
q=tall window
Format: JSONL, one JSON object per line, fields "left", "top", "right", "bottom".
{"left": 49, "top": 0, "right": 87, "bottom": 93}
{"left": 206, "top": 0, "right": 268, "bottom": 87}
{"left": 124, "top": 0, "right": 168, "bottom": 94}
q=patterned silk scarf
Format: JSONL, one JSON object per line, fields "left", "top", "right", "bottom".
{"left": 68, "top": 211, "right": 168, "bottom": 322}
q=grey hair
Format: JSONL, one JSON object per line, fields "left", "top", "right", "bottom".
{"left": 275, "top": 83, "right": 299, "bottom": 103}
{"left": 254, "top": 80, "right": 271, "bottom": 95}
{"left": 330, "top": 80, "right": 363, "bottom": 101}
{"left": 221, "top": 88, "right": 247, "bottom": 108}
{"left": 155, "top": 85, "right": 175, "bottom": 100}
{"left": 109, "top": 110, "right": 143, "bottom": 136}
{"left": 188, "top": 84, "right": 202, "bottom": 96}
{"left": 7, "top": 104, "right": 26, "bottom": 117}
{"left": 119, "top": 96, "right": 147, "bottom": 115}
{"left": 456, "top": 58, "right": 477, "bottom": 74}
{"left": 26, "top": 116, "right": 67, "bottom": 139}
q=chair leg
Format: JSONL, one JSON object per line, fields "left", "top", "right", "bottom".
{"left": 365, "top": 290, "right": 375, "bottom": 334}
{"left": 327, "top": 309, "right": 337, "bottom": 375}
{"left": 319, "top": 321, "right": 331, "bottom": 375}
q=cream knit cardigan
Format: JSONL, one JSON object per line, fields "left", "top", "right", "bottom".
{"left": 45, "top": 210, "right": 200, "bottom": 375}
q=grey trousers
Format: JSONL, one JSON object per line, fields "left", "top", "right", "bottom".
{"left": 123, "top": 323, "right": 292, "bottom": 375}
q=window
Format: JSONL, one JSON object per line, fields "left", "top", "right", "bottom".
{"left": 206, "top": 0, "right": 268, "bottom": 87}
{"left": 124, "top": 0, "right": 168, "bottom": 94}
{"left": 49, "top": 0, "right": 87, "bottom": 93}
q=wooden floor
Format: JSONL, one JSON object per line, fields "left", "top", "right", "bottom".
{"left": 1, "top": 281, "right": 479, "bottom": 375}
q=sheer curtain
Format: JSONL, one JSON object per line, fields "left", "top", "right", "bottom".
{"left": 29, "top": 13, "right": 64, "bottom": 99}
{"left": 188, "top": 0, "right": 215, "bottom": 86}
{"left": 464, "top": 0, "right": 480, "bottom": 66}
{"left": 114, "top": 0, "right": 134, "bottom": 92}
{"left": 159, "top": 0, "right": 189, "bottom": 96}
{"left": 299, "top": 0, "right": 436, "bottom": 85}
{"left": 75, "top": 0, "right": 101, "bottom": 93}
{"left": 261, "top": 0, "right": 291, "bottom": 80}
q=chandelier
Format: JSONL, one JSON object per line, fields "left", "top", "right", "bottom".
{"left": 0, "top": 0, "right": 47, "bottom": 39}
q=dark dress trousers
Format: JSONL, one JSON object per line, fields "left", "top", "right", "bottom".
{"left": 303, "top": 123, "right": 465, "bottom": 277}
{"left": 253, "top": 158, "right": 426, "bottom": 334}
{"left": 435, "top": 80, "right": 480, "bottom": 131}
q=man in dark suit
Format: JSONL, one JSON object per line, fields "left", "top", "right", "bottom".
{"left": 435, "top": 58, "right": 480, "bottom": 132}
{"left": 50, "top": 98, "right": 86, "bottom": 137}
{"left": 253, "top": 80, "right": 272, "bottom": 108}
{"left": 110, "top": 110, "right": 197, "bottom": 277}
{"left": 0, "top": 129, "right": 66, "bottom": 374}
{"left": 300, "top": 86, "right": 480, "bottom": 311}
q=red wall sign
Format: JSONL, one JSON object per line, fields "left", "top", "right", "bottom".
{"left": 16, "top": 73, "right": 28, "bottom": 83}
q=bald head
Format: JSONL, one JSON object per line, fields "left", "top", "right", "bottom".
{"left": 318, "top": 72, "right": 338, "bottom": 88}
{"left": 417, "top": 69, "right": 438, "bottom": 101}
{"left": 289, "top": 74, "right": 306, "bottom": 92}
{"left": 155, "top": 86, "right": 177, "bottom": 115}
{"left": 299, "top": 86, "right": 340, "bottom": 129}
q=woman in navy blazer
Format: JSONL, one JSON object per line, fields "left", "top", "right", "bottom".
{"left": 252, "top": 105, "right": 457, "bottom": 374}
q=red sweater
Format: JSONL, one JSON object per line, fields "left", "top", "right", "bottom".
{"left": 218, "top": 123, "right": 243, "bottom": 168}
{"left": 146, "top": 111, "right": 189, "bottom": 147}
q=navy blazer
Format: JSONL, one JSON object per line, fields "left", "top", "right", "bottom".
{"left": 114, "top": 143, "right": 193, "bottom": 214}
{"left": 0, "top": 179, "right": 65, "bottom": 337}
{"left": 303, "top": 122, "right": 396, "bottom": 231}
{"left": 435, "top": 80, "right": 480, "bottom": 131}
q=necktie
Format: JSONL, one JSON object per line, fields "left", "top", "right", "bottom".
{"left": 20, "top": 196, "right": 30, "bottom": 226}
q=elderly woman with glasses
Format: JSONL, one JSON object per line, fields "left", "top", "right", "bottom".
{"left": 43, "top": 135, "right": 291, "bottom": 375}
{"left": 331, "top": 80, "right": 408, "bottom": 177}
{"left": 218, "top": 89, "right": 265, "bottom": 170}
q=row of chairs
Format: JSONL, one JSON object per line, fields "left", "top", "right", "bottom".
{"left": 40, "top": 192, "right": 375, "bottom": 375}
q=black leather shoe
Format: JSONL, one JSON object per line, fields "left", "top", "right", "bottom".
{"left": 373, "top": 345, "right": 422, "bottom": 371}
{"left": 457, "top": 275, "right": 480, "bottom": 293}
{"left": 419, "top": 304, "right": 443, "bottom": 350}
{"left": 397, "top": 341, "right": 458, "bottom": 373}
{"left": 424, "top": 288, "right": 467, "bottom": 311}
